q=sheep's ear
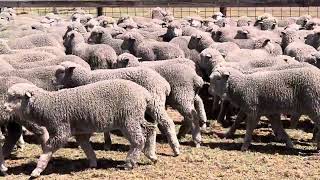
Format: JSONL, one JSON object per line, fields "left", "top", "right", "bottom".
{"left": 25, "top": 92, "right": 32, "bottom": 99}
{"left": 262, "top": 39, "right": 271, "bottom": 46}
{"left": 66, "top": 66, "right": 76, "bottom": 73}
{"left": 222, "top": 71, "right": 230, "bottom": 79}
{"left": 69, "top": 33, "right": 75, "bottom": 39}
{"left": 123, "top": 58, "right": 130, "bottom": 66}
{"left": 205, "top": 54, "right": 212, "bottom": 58}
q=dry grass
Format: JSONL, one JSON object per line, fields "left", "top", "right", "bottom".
{"left": 3, "top": 108, "right": 320, "bottom": 179}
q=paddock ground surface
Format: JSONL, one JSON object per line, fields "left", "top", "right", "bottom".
{"left": 3, "top": 108, "right": 320, "bottom": 179}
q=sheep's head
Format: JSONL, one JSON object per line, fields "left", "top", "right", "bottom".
{"left": 188, "top": 32, "right": 203, "bottom": 49}
{"left": 54, "top": 61, "right": 85, "bottom": 89}
{"left": 115, "top": 53, "right": 140, "bottom": 68}
{"left": 296, "top": 14, "right": 312, "bottom": 26}
{"left": 280, "top": 29, "right": 296, "bottom": 48}
{"left": 121, "top": 32, "right": 143, "bottom": 50}
{"left": 99, "top": 17, "right": 116, "bottom": 28}
{"left": 212, "top": 12, "right": 224, "bottom": 20}
{"left": 85, "top": 19, "right": 99, "bottom": 32}
{"left": 87, "top": 26, "right": 105, "bottom": 44}
{"left": 152, "top": 7, "right": 169, "bottom": 20}
{"left": 258, "top": 18, "right": 277, "bottom": 30}
{"left": 208, "top": 66, "right": 230, "bottom": 98}
{"left": 63, "top": 22, "right": 86, "bottom": 40}
{"left": 200, "top": 48, "right": 225, "bottom": 80}
{"left": 5, "top": 83, "right": 39, "bottom": 116}
{"left": 166, "top": 22, "right": 182, "bottom": 38}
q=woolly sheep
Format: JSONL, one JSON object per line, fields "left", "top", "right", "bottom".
{"left": 4, "top": 79, "right": 159, "bottom": 177}
{"left": 209, "top": 66, "right": 320, "bottom": 151}
{"left": 87, "top": 26, "right": 126, "bottom": 55}
{"left": 7, "top": 33, "right": 64, "bottom": 50}
{"left": 121, "top": 31, "right": 185, "bottom": 61}
{"left": 114, "top": 53, "right": 206, "bottom": 147}
{"left": 54, "top": 62, "right": 180, "bottom": 155}
{"left": 63, "top": 30, "right": 117, "bottom": 69}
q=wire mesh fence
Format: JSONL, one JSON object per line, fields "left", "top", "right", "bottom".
{"left": 13, "top": 6, "right": 320, "bottom": 19}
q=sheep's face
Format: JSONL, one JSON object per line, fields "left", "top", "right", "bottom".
{"left": 208, "top": 68, "right": 230, "bottom": 98}
{"left": 5, "top": 84, "right": 36, "bottom": 116}
{"left": 167, "top": 25, "right": 182, "bottom": 37}
{"left": 188, "top": 33, "right": 202, "bottom": 49}
{"left": 115, "top": 53, "right": 139, "bottom": 68}
{"left": 53, "top": 65, "right": 76, "bottom": 89}
{"left": 87, "top": 30, "right": 102, "bottom": 44}
{"left": 190, "top": 19, "right": 202, "bottom": 28}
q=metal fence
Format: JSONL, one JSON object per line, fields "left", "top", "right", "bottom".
{"left": 13, "top": 6, "right": 320, "bottom": 19}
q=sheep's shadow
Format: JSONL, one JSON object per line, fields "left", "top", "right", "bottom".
{"left": 200, "top": 141, "right": 318, "bottom": 156}
{"left": 7, "top": 157, "right": 145, "bottom": 176}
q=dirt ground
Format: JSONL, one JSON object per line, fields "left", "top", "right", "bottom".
{"left": 3, "top": 108, "right": 320, "bottom": 179}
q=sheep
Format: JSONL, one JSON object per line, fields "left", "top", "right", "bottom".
{"left": 84, "top": 18, "right": 99, "bottom": 32}
{"left": 170, "top": 36, "right": 201, "bottom": 63}
{"left": 0, "top": 40, "right": 65, "bottom": 57}
{"left": 121, "top": 31, "right": 185, "bottom": 61}
{"left": 0, "top": 65, "right": 77, "bottom": 91}
{"left": 114, "top": 53, "right": 206, "bottom": 147}
{"left": 63, "top": 30, "right": 117, "bottom": 69}
{"left": 188, "top": 32, "right": 214, "bottom": 53}
{"left": 236, "top": 16, "right": 252, "bottom": 27}
{"left": 7, "top": 55, "right": 90, "bottom": 70}
{"left": 281, "top": 29, "right": 320, "bottom": 66}
{"left": 7, "top": 33, "right": 64, "bottom": 50}
{"left": 0, "top": 51, "right": 57, "bottom": 65}
{"left": 98, "top": 16, "right": 117, "bottom": 28}
{"left": 87, "top": 26, "right": 126, "bottom": 55}
{"left": 54, "top": 62, "right": 180, "bottom": 155}
{"left": 152, "top": 7, "right": 169, "bottom": 21}
{"left": 4, "top": 79, "right": 159, "bottom": 177}
{"left": 161, "top": 22, "right": 183, "bottom": 42}
{"left": 0, "top": 76, "right": 47, "bottom": 176}
{"left": 209, "top": 65, "right": 320, "bottom": 151}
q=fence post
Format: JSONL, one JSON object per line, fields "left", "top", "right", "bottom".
{"left": 220, "top": 6, "right": 227, "bottom": 16}
{"left": 97, "top": 7, "right": 103, "bottom": 16}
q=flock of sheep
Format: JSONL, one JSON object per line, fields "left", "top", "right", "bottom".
{"left": 0, "top": 6, "right": 319, "bottom": 178}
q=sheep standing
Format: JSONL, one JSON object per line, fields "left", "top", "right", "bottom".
{"left": 121, "top": 31, "right": 185, "bottom": 61}
{"left": 63, "top": 30, "right": 117, "bottom": 69}
{"left": 5, "top": 80, "right": 159, "bottom": 177}
{"left": 209, "top": 66, "right": 320, "bottom": 151}
{"left": 54, "top": 62, "right": 180, "bottom": 155}
{"left": 114, "top": 53, "right": 206, "bottom": 147}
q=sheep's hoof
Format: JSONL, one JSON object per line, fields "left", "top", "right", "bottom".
{"left": 0, "top": 170, "right": 8, "bottom": 177}
{"left": 194, "top": 142, "right": 201, "bottom": 148}
{"left": 89, "top": 161, "right": 97, "bottom": 168}
{"left": 104, "top": 144, "right": 111, "bottom": 151}
{"left": 30, "top": 168, "right": 42, "bottom": 178}
{"left": 240, "top": 144, "right": 249, "bottom": 152}
{"left": 173, "top": 148, "right": 180, "bottom": 157}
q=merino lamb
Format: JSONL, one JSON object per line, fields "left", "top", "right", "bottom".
{"left": 121, "top": 31, "right": 185, "bottom": 61}
{"left": 209, "top": 66, "right": 320, "bottom": 151}
{"left": 114, "top": 53, "right": 206, "bottom": 147}
{"left": 63, "top": 30, "right": 117, "bottom": 69}
{"left": 54, "top": 62, "right": 180, "bottom": 155}
{"left": 4, "top": 80, "right": 159, "bottom": 177}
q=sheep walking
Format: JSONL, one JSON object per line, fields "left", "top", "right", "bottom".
{"left": 114, "top": 53, "right": 206, "bottom": 147}
{"left": 63, "top": 30, "right": 117, "bottom": 69}
{"left": 209, "top": 66, "right": 320, "bottom": 151}
{"left": 54, "top": 62, "right": 180, "bottom": 155}
{"left": 5, "top": 80, "right": 158, "bottom": 177}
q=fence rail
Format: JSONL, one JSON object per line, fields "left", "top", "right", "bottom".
{"left": 1, "top": 0, "right": 320, "bottom": 8}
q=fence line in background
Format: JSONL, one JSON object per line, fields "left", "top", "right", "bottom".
{"left": 13, "top": 7, "right": 320, "bottom": 19}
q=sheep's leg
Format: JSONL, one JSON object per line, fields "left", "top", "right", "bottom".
{"left": 194, "top": 95, "right": 208, "bottom": 128}
{"left": 267, "top": 114, "right": 294, "bottom": 148}
{"left": 75, "top": 133, "right": 97, "bottom": 168}
{"left": 103, "top": 131, "right": 112, "bottom": 150}
{"left": 224, "top": 111, "right": 246, "bottom": 139}
{"left": 0, "top": 145, "right": 7, "bottom": 176}
{"left": 289, "top": 113, "right": 301, "bottom": 129}
{"left": 211, "top": 95, "right": 221, "bottom": 118}
{"left": 123, "top": 121, "right": 145, "bottom": 169}
{"left": 217, "top": 100, "right": 231, "bottom": 127}
{"left": 2, "top": 122, "right": 22, "bottom": 158}
{"left": 177, "top": 116, "right": 192, "bottom": 139}
{"left": 142, "top": 122, "right": 158, "bottom": 162}
{"left": 147, "top": 106, "right": 180, "bottom": 156}
{"left": 241, "top": 115, "right": 259, "bottom": 151}
{"left": 31, "top": 127, "right": 70, "bottom": 178}
{"left": 191, "top": 109, "right": 202, "bottom": 148}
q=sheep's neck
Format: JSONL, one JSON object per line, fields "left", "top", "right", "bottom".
{"left": 101, "top": 32, "right": 113, "bottom": 43}
{"left": 71, "top": 36, "right": 85, "bottom": 52}
{"left": 227, "top": 73, "right": 248, "bottom": 107}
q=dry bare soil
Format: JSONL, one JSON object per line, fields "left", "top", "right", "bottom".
{"left": 4, "top": 108, "right": 320, "bottom": 179}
